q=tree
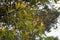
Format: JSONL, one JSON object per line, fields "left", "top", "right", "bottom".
{"left": 0, "top": 0, "right": 59, "bottom": 40}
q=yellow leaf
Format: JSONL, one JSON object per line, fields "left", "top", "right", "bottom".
{"left": 15, "top": 2, "right": 21, "bottom": 9}
{"left": 33, "top": 21, "right": 37, "bottom": 27}
{"left": 8, "top": 7, "right": 14, "bottom": 13}
{"left": 38, "top": 20, "right": 45, "bottom": 34}
{"left": 25, "top": 31, "right": 30, "bottom": 36}
{"left": 20, "top": 2, "right": 26, "bottom": 9}
{"left": 40, "top": 20, "right": 44, "bottom": 27}
{"left": 25, "top": 21, "right": 31, "bottom": 25}
{"left": 23, "top": 10, "right": 27, "bottom": 15}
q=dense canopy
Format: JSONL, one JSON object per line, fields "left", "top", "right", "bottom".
{"left": 0, "top": 0, "right": 59, "bottom": 40}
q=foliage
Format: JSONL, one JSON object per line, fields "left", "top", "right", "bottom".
{"left": 44, "top": 37, "right": 59, "bottom": 40}
{"left": 0, "top": 0, "right": 59, "bottom": 40}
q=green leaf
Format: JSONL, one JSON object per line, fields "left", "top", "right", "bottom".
{"left": 30, "top": 0, "right": 36, "bottom": 6}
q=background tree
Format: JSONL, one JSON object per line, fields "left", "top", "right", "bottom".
{"left": 0, "top": 0, "right": 59, "bottom": 40}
